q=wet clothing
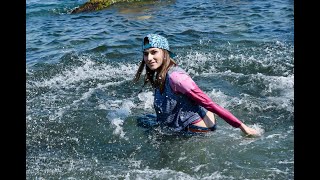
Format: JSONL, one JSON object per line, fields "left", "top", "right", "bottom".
{"left": 154, "top": 66, "right": 242, "bottom": 132}
{"left": 169, "top": 67, "right": 242, "bottom": 128}
{"left": 154, "top": 66, "right": 207, "bottom": 131}
{"left": 184, "top": 123, "right": 217, "bottom": 133}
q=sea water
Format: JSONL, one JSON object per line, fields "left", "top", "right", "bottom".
{"left": 26, "top": 0, "right": 294, "bottom": 179}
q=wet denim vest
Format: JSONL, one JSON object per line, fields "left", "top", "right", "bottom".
{"left": 154, "top": 66, "right": 206, "bottom": 132}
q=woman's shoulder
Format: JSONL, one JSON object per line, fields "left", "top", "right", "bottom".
{"left": 168, "top": 66, "right": 191, "bottom": 84}
{"left": 167, "top": 66, "right": 195, "bottom": 93}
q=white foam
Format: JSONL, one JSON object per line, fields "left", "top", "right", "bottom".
{"left": 27, "top": 56, "right": 140, "bottom": 121}
{"left": 177, "top": 51, "right": 217, "bottom": 76}
{"left": 30, "top": 57, "right": 138, "bottom": 90}
{"left": 107, "top": 100, "right": 135, "bottom": 140}
{"left": 110, "top": 118, "right": 127, "bottom": 140}
{"left": 207, "top": 89, "right": 230, "bottom": 108}
{"left": 107, "top": 100, "right": 135, "bottom": 120}
{"left": 137, "top": 91, "right": 154, "bottom": 110}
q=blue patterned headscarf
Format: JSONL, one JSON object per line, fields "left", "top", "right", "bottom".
{"left": 142, "top": 34, "right": 175, "bottom": 57}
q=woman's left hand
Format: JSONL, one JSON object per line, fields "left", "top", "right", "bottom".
{"left": 239, "top": 123, "right": 260, "bottom": 136}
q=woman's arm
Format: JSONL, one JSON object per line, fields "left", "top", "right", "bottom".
{"left": 169, "top": 71, "right": 259, "bottom": 135}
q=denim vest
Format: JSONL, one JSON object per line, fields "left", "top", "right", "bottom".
{"left": 154, "top": 66, "right": 206, "bottom": 132}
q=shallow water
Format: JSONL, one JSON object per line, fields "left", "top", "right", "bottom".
{"left": 26, "top": 0, "right": 294, "bottom": 179}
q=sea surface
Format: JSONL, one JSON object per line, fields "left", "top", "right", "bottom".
{"left": 26, "top": 0, "right": 294, "bottom": 179}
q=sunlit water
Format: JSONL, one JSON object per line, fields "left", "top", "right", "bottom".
{"left": 26, "top": 0, "right": 294, "bottom": 179}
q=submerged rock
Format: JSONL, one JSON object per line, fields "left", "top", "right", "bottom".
{"left": 71, "top": 0, "right": 148, "bottom": 14}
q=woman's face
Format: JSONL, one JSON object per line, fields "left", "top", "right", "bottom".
{"left": 143, "top": 48, "right": 164, "bottom": 71}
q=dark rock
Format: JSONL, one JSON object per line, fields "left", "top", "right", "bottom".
{"left": 71, "top": 0, "right": 142, "bottom": 14}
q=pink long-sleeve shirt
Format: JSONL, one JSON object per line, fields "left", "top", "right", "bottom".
{"left": 168, "top": 71, "right": 242, "bottom": 128}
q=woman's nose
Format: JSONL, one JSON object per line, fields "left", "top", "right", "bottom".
{"left": 147, "top": 54, "right": 153, "bottom": 61}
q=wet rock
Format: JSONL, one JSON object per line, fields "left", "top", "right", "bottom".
{"left": 71, "top": 0, "right": 145, "bottom": 14}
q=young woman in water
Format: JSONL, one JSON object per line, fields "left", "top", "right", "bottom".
{"left": 133, "top": 34, "right": 259, "bottom": 136}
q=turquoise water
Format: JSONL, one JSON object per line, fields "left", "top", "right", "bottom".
{"left": 26, "top": 0, "right": 294, "bottom": 179}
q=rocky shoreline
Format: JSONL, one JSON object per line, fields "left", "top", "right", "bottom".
{"left": 71, "top": 0, "right": 148, "bottom": 13}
